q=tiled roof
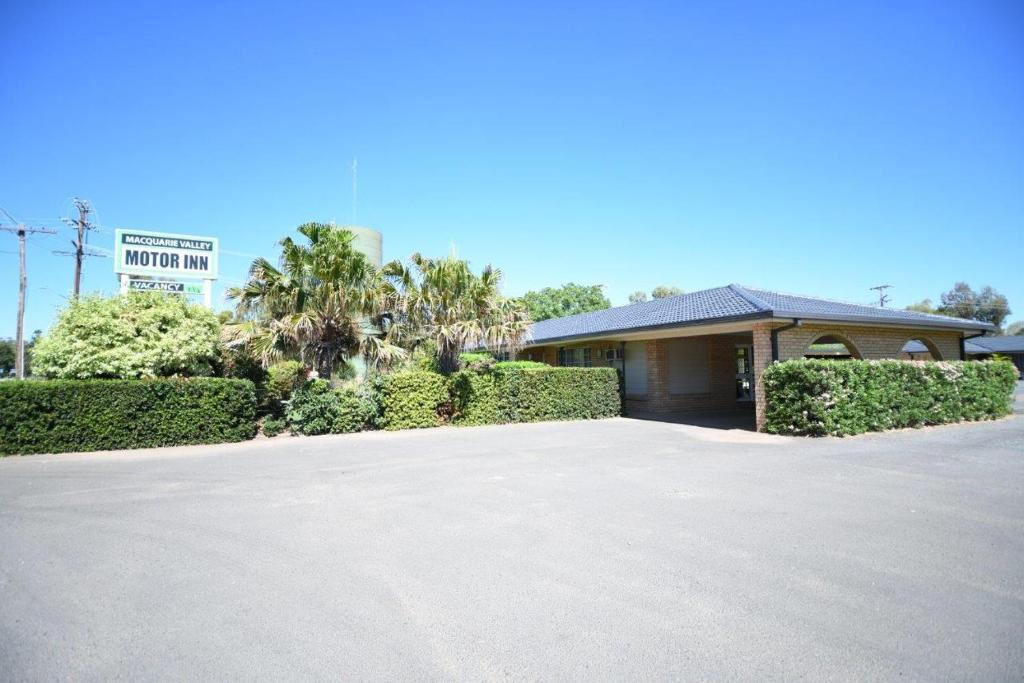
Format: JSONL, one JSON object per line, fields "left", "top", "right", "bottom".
{"left": 524, "top": 284, "right": 993, "bottom": 345}
{"left": 965, "top": 335, "right": 1024, "bottom": 354}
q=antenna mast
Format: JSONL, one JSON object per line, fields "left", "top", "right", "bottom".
{"left": 869, "top": 284, "right": 893, "bottom": 307}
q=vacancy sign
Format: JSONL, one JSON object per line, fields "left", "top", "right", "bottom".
{"left": 127, "top": 279, "right": 204, "bottom": 295}
{"left": 114, "top": 229, "right": 219, "bottom": 279}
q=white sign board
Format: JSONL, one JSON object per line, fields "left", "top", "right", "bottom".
{"left": 127, "top": 279, "right": 204, "bottom": 295}
{"left": 114, "top": 229, "right": 219, "bottom": 279}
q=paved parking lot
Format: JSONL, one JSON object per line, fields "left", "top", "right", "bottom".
{"left": 1, "top": 392, "right": 1022, "bottom": 680}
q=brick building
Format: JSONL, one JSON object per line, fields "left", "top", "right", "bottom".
{"left": 512, "top": 284, "right": 993, "bottom": 431}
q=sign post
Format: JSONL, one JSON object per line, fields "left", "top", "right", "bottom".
{"left": 114, "top": 229, "right": 219, "bottom": 308}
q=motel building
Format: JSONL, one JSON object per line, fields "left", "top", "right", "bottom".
{"left": 513, "top": 284, "right": 994, "bottom": 431}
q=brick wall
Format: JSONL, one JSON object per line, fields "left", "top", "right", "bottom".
{"left": 775, "top": 324, "right": 960, "bottom": 362}
{"left": 752, "top": 322, "right": 773, "bottom": 431}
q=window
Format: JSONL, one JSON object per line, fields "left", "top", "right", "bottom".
{"left": 558, "top": 347, "right": 592, "bottom": 367}
{"left": 493, "top": 350, "right": 510, "bottom": 361}
{"left": 605, "top": 347, "right": 624, "bottom": 361}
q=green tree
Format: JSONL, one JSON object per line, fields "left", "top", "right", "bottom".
{"left": 521, "top": 282, "right": 610, "bottom": 321}
{"left": 383, "top": 252, "right": 529, "bottom": 375}
{"left": 628, "top": 291, "right": 648, "bottom": 304}
{"left": 651, "top": 286, "right": 683, "bottom": 299}
{"left": 31, "top": 294, "right": 220, "bottom": 379}
{"left": 224, "top": 223, "right": 403, "bottom": 379}
{"left": 0, "top": 339, "right": 14, "bottom": 376}
{"left": 905, "top": 298, "right": 938, "bottom": 315}
{"left": 939, "top": 282, "right": 1012, "bottom": 331}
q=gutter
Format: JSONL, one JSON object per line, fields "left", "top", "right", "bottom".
{"left": 960, "top": 331, "right": 987, "bottom": 361}
{"left": 523, "top": 311, "right": 771, "bottom": 347}
{"left": 771, "top": 319, "right": 802, "bottom": 361}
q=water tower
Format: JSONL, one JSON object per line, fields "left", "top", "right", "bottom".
{"left": 345, "top": 226, "right": 383, "bottom": 268}
{"left": 339, "top": 225, "right": 383, "bottom": 379}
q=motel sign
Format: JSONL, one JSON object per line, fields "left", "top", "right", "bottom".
{"left": 114, "top": 229, "right": 219, "bottom": 307}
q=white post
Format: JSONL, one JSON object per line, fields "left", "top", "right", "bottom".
{"left": 119, "top": 273, "right": 129, "bottom": 295}
{"left": 203, "top": 279, "right": 213, "bottom": 309}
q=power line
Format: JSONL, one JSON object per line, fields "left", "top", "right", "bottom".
{"left": 58, "top": 198, "right": 103, "bottom": 298}
{"left": 1, "top": 208, "right": 58, "bottom": 379}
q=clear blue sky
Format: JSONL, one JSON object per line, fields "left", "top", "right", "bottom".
{"left": 2, "top": 0, "right": 1022, "bottom": 336}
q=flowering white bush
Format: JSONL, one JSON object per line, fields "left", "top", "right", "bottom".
{"left": 32, "top": 293, "right": 220, "bottom": 379}
{"left": 763, "top": 358, "right": 1016, "bottom": 436}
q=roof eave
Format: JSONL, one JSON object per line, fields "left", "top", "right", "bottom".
{"left": 772, "top": 310, "right": 994, "bottom": 333}
{"left": 522, "top": 311, "right": 772, "bottom": 347}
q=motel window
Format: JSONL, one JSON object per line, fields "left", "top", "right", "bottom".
{"left": 558, "top": 347, "right": 592, "bottom": 367}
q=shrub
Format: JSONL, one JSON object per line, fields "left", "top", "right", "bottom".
{"left": 763, "top": 359, "right": 1017, "bottom": 436}
{"left": 496, "top": 366, "right": 621, "bottom": 423}
{"left": 219, "top": 346, "right": 268, "bottom": 404}
{"left": 32, "top": 293, "right": 221, "bottom": 379}
{"left": 494, "top": 360, "right": 547, "bottom": 369}
{"left": 261, "top": 415, "right": 288, "bottom": 437}
{"left": 373, "top": 371, "right": 450, "bottom": 430}
{"left": 451, "top": 365, "right": 620, "bottom": 425}
{"left": 0, "top": 378, "right": 257, "bottom": 455}
{"left": 286, "top": 380, "right": 374, "bottom": 435}
{"left": 459, "top": 352, "right": 496, "bottom": 373}
{"left": 264, "top": 360, "right": 306, "bottom": 415}
{"left": 450, "top": 370, "right": 503, "bottom": 425}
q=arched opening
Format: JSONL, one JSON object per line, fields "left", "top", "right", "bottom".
{"left": 899, "top": 337, "right": 942, "bottom": 361}
{"left": 804, "top": 334, "right": 862, "bottom": 360}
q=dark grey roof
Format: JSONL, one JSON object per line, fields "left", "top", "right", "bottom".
{"left": 524, "top": 284, "right": 993, "bottom": 345}
{"left": 901, "top": 340, "right": 929, "bottom": 354}
{"left": 964, "top": 336, "right": 1024, "bottom": 354}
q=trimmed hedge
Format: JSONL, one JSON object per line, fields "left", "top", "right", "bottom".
{"left": 763, "top": 359, "right": 1017, "bottom": 436}
{"left": 286, "top": 380, "right": 374, "bottom": 435}
{"left": 451, "top": 365, "right": 621, "bottom": 425}
{"left": 0, "top": 378, "right": 257, "bottom": 455}
{"left": 374, "top": 371, "right": 451, "bottom": 430}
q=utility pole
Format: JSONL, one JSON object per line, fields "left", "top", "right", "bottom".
{"left": 58, "top": 198, "right": 104, "bottom": 296}
{"left": 1, "top": 208, "right": 57, "bottom": 379}
{"left": 870, "top": 284, "right": 893, "bottom": 308}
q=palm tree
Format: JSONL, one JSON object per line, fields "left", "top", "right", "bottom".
{"left": 223, "top": 223, "right": 404, "bottom": 379}
{"left": 383, "top": 252, "right": 531, "bottom": 374}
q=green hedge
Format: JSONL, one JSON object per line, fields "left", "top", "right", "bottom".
{"left": 763, "top": 359, "right": 1017, "bottom": 436}
{"left": 0, "top": 378, "right": 257, "bottom": 455}
{"left": 286, "top": 380, "right": 374, "bottom": 435}
{"left": 451, "top": 366, "right": 621, "bottom": 425}
{"left": 374, "top": 371, "right": 451, "bottom": 430}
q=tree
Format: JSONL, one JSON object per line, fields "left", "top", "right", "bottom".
{"left": 1006, "top": 320, "right": 1024, "bottom": 336}
{"left": 938, "top": 282, "right": 1012, "bottom": 331}
{"left": 383, "top": 252, "right": 530, "bottom": 375}
{"left": 0, "top": 339, "right": 14, "bottom": 376}
{"left": 976, "top": 286, "right": 1011, "bottom": 331}
{"left": 224, "top": 223, "right": 403, "bottom": 379}
{"left": 905, "top": 299, "right": 938, "bottom": 315}
{"left": 31, "top": 293, "right": 220, "bottom": 379}
{"left": 939, "top": 282, "right": 977, "bottom": 320}
{"left": 628, "top": 291, "right": 648, "bottom": 304}
{"left": 521, "top": 283, "right": 610, "bottom": 321}
{"left": 651, "top": 286, "right": 683, "bottom": 299}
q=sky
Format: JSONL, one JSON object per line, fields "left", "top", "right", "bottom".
{"left": 1, "top": 0, "right": 1022, "bottom": 337}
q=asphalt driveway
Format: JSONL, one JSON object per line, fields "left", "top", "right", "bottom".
{"left": 2, "top": 398, "right": 1022, "bottom": 680}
